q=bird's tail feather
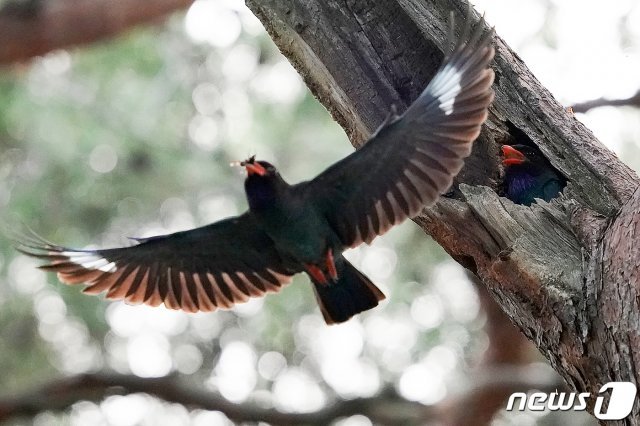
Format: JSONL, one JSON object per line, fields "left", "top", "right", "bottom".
{"left": 312, "top": 258, "right": 385, "bottom": 324}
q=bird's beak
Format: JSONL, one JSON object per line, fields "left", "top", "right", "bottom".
{"left": 501, "top": 145, "right": 526, "bottom": 166}
{"left": 244, "top": 162, "right": 266, "bottom": 176}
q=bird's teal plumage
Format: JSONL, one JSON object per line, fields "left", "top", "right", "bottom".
{"left": 502, "top": 144, "right": 564, "bottom": 206}
{"left": 245, "top": 166, "right": 341, "bottom": 263}
{"left": 505, "top": 167, "right": 563, "bottom": 206}
{"left": 245, "top": 160, "right": 383, "bottom": 324}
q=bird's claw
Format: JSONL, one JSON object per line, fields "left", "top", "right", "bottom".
{"left": 305, "top": 249, "right": 338, "bottom": 285}
{"left": 306, "top": 263, "right": 329, "bottom": 285}
{"left": 325, "top": 249, "right": 338, "bottom": 281}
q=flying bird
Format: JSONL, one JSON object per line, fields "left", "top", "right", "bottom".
{"left": 501, "top": 144, "right": 564, "bottom": 206}
{"left": 15, "top": 14, "right": 495, "bottom": 324}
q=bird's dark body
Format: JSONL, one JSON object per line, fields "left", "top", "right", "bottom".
{"left": 501, "top": 144, "right": 564, "bottom": 206}
{"left": 244, "top": 170, "right": 379, "bottom": 323}
{"left": 504, "top": 167, "right": 563, "bottom": 206}
{"left": 245, "top": 174, "right": 341, "bottom": 263}
{"left": 15, "top": 12, "right": 496, "bottom": 325}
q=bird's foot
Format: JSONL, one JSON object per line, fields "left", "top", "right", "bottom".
{"left": 305, "top": 250, "right": 338, "bottom": 285}
{"left": 325, "top": 249, "right": 338, "bottom": 282}
{"left": 305, "top": 263, "right": 328, "bottom": 285}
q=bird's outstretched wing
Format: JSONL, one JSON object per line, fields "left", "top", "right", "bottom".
{"left": 299, "top": 13, "right": 495, "bottom": 247}
{"left": 14, "top": 213, "right": 300, "bottom": 312}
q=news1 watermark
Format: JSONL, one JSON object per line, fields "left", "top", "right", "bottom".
{"left": 506, "top": 382, "right": 637, "bottom": 420}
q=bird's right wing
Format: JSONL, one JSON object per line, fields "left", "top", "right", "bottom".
{"left": 15, "top": 213, "right": 301, "bottom": 313}
{"left": 299, "top": 13, "right": 495, "bottom": 248}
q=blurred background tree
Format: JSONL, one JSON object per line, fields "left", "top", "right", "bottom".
{"left": 0, "top": 0, "right": 638, "bottom": 424}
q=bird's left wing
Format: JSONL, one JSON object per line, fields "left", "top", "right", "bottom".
{"left": 298, "top": 14, "right": 494, "bottom": 247}
{"left": 15, "top": 213, "right": 301, "bottom": 312}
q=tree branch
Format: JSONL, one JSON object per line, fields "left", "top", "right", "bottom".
{"left": 0, "top": 0, "right": 194, "bottom": 65}
{"left": 570, "top": 90, "right": 640, "bottom": 113}
{"left": 0, "top": 369, "right": 564, "bottom": 425}
{"left": 0, "top": 372, "right": 431, "bottom": 425}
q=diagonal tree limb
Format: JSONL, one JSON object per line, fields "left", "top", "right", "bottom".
{"left": 245, "top": 0, "right": 640, "bottom": 422}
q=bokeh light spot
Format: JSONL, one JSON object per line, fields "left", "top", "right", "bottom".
{"left": 273, "top": 368, "right": 325, "bottom": 412}
{"left": 127, "top": 334, "right": 172, "bottom": 377}
{"left": 398, "top": 363, "right": 446, "bottom": 405}
{"left": 101, "top": 395, "right": 149, "bottom": 426}
{"left": 174, "top": 344, "right": 203, "bottom": 375}
{"left": 89, "top": 144, "right": 118, "bottom": 173}
{"left": 185, "top": 1, "right": 242, "bottom": 48}
{"left": 188, "top": 115, "right": 220, "bottom": 151}
{"left": 258, "top": 351, "right": 287, "bottom": 381}
{"left": 212, "top": 341, "right": 257, "bottom": 402}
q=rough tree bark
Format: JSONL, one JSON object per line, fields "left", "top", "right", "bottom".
{"left": 245, "top": 0, "right": 640, "bottom": 423}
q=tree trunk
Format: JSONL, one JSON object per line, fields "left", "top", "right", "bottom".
{"left": 245, "top": 0, "right": 640, "bottom": 422}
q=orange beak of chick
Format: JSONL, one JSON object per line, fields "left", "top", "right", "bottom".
{"left": 501, "top": 145, "right": 526, "bottom": 166}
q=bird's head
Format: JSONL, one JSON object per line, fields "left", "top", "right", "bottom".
{"left": 501, "top": 144, "right": 544, "bottom": 167}
{"left": 237, "top": 156, "right": 277, "bottom": 178}
{"left": 237, "top": 156, "right": 286, "bottom": 211}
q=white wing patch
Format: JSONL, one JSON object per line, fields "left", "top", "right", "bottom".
{"left": 62, "top": 251, "right": 117, "bottom": 273}
{"left": 433, "top": 64, "right": 463, "bottom": 116}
